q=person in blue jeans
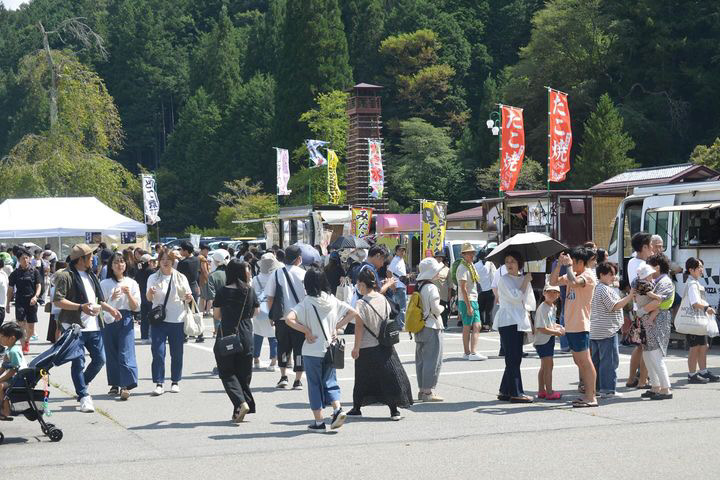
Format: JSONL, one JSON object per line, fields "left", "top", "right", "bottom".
{"left": 146, "top": 250, "right": 193, "bottom": 396}
{"left": 590, "top": 263, "right": 635, "bottom": 398}
{"left": 53, "top": 243, "right": 121, "bottom": 413}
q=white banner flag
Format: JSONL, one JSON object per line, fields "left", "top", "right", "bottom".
{"left": 141, "top": 174, "right": 161, "bottom": 225}
{"left": 275, "top": 148, "right": 292, "bottom": 195}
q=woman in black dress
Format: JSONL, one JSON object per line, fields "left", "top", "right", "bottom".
{"left": 348, "top": 268, "right": 413, "bottom": 420}
{"left": 213, "top": 259, "right": 259, "bottom": 423}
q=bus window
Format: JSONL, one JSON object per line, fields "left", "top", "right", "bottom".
{"left": 644, "top": 211, "right": 670, "bottom": 251}
{"left": 681, "top": 208, "right": 720, "bottom": 246}
{"left": 608, "top": 218, "right": 618, "bottom": 256}
{"left": 623, "top": 204, "right": 642, "bottom": 257}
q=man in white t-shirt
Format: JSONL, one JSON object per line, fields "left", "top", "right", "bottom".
{"left": 53, "top": 244, "right": 121, "bottom": 413}
{"left": 475, "top": 250, "right": 496, "bottom": 331}
{"left": 388, "top": 245, "right": 408, "bottom": 329}
{"left": 266, "top": 245, "right": 307, "bottom": 389}
{"left": 626, "top": 232, "right": 652, "bottom": 388}
{"left": 456, "top": 243, "right": 487, "bottom": 361}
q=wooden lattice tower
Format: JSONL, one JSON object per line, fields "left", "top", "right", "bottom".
{"left": 346, "top": 83, "right": 388, "bottom": 212}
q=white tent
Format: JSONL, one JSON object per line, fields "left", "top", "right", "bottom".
{"left": 0, "top": 197, "right": 147, "bottom": 238}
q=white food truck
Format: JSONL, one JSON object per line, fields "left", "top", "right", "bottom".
{"left": 608, "top": 180, "right": 720, "bottom": 307}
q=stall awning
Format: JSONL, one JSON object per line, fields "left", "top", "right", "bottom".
{"left": 647, "top": 202, "right": 720, "bottom": 213}
{"left": 319, "top": 210, "right": 351, "bottom": 224}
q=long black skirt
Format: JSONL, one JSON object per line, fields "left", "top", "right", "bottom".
{"left": 353, "top": 345, "right": 413, "bottom": 409}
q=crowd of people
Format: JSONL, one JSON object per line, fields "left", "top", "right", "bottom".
{"left": 0, "top": 231, "right": 716, "bottom": 431}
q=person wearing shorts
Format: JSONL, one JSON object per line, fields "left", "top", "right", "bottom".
{"left": 550, "top": 247, "right": 598, "bottom": 407}
{"left": 534, "top": 284, "right": 564, "bottom": 400}
{"left": 7, "top": 248, "right": 42, "bottom": 354}
{"left": 456, "top": 243, "right": 486, "bottom": 361}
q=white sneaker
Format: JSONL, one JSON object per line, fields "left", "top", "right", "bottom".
{"left": 463, "top": 353, "right": 470, "bottom": 360}
{"left": 79, "top": 395, "right": 95, "bottom": 413}
{"left": 467, "top": 353, "right": 488, "bottom": 361}
{"left": 170, "top": 383, "right": 180, "bottom": 393}
{"left": 152, "top": 384, "right": 164, "bottom": 396}
{"left": 266, "top": 364, "right": 277, "bottom": 372}
{"left": 601, "top": 391, "right": 623, "bottom": 399}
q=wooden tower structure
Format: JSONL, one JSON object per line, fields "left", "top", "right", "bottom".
{"left": 346, "top": 83, "right": 387, "bottom": 212}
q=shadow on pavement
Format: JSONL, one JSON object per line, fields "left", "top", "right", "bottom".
{"left": 209, "top": 429, "right": 335, "bottom": 440}
{"left": 128, "top": 420, "right": 239, "bottom": 430}
{"left": 409, "top": 401, "right": 482, "bottom": 413}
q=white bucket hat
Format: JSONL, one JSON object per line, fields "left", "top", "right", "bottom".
{"left": 416, "top": 257, "right": 443, "bottom": 282}
{"left": 637, "top": 264, "right": 655, "bottom": 280}
{"left": 259, "top": 252, "right": 283, "bottom": 274}
{"left": 211, "top": 249, "right": 231, "bottom": 266}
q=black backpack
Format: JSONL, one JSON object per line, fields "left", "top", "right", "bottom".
{"left": 360, "top": 297, "right": 401, "bottom": 347}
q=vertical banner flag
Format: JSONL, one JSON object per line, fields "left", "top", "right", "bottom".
{"left": 141, "top": 174, "right": 161, "bottom": 225}
{"left": 500, "top": 105, "right": 525, "bottom": 192}
{"left": 548, "top": 89, "right": 572, "bottom": 182}
{"left": 351, "top": 207, "right": 373, "bottom": 237}
{"left": 306, "top": 139, "right": 329, "bottom": 167}
{"left": 421, "top": 201, "right": 448, "bottom": 258}
{"left": 368, "top": 139, "right": 384, "bottom": 198}
{"left": 327, "top": 149, "right": 341, "bottom": 204}
{"left": 275, "top": 148, "right": 292, "bottom": 195}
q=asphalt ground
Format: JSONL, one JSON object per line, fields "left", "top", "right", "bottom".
{"left": 4, "top": 310, "right": 720, "bottom": 479}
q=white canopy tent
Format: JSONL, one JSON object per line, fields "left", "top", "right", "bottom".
{"left": 0, "top": 197, "right": 147, "bottom": 255}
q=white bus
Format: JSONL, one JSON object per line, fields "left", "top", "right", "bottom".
{"left": 608, "top": 180, "right": 720, "bottom": 307}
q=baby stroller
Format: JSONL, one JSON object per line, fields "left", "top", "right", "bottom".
{"left": 0, "top": 324, "right": 84, "bottom": 443}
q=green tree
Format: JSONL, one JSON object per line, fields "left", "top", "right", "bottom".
{"left": 387, "top": 118, "right": 462, "bottom": 211}
{"left": 214, "top": 178, "right": 278, "bottom": 236}
{"left": 570, "top": 93, "right": 636, "bottom": 188}
{"left": 0, "top": 51, "right": 140, "bottom": 218}
{"left": 275, "top": 0, "right": 353, "bottom": 155}
{"left": 190, "top": 6, "right": 245, "bottom": 108}
{"left": 341, "top": 0, "right": 385, "bottom": 81}
{"left": 690, "top": 138, "right": 720, "bottom": 172}
{"left": 474, "top": 157, "right": 546, "bottom": 195}
{"left": 158, "top": 88, "right": 222, "bottom": 232}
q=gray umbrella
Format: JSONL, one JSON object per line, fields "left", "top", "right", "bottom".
{"left": 484, "top": 232, "right": 566, "bottom": 267}
{"left": 329, "top": 235, "right": 371, "bottom": 250}
{"left": 293, "top": 243, "right": 322, "bottom": 266}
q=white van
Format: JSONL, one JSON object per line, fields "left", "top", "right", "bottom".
{"left": 608, "top": 180, "right": 720, "bottom": 307}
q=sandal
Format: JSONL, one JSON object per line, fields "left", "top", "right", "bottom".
{"left": 0, "top": 415, "right": 13, "bottom": 421}
{"left": 497, "top": 394, "right": 511, "bottom": 401}
{"left": 546, "top": 391, "right": 563, "bottom": 400}
{"left": 510, "top": 395, "right": 533, "bottom": 403}
{"left": 572, "top": 400, "right": 598, "bottom": 408}
{"left": 625, "top": 378, "right": 639, "bottom": 388}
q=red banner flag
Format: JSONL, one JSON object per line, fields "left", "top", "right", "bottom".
{"left": 500, "top": 105, "right": 525, "bottom": 192}
{"left": 548, "top": 89, "right": 572, "bottom": 182}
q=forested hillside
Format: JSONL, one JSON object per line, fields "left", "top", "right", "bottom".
{"left": 1, "top": 0, "right": 719, "bottom": 235}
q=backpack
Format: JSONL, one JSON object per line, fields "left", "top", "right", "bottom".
{"left": 361, "top": 297, "right": 401, "bottom": 347}
{"left": 405, "top": 282, "right": 429, "bottom": 334}
{"left": 449, "top": 259, "right": 463, "bottom": 286}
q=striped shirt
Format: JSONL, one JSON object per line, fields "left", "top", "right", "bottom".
{"left": 590, "top": 283, "right": 623, "bottom": 340}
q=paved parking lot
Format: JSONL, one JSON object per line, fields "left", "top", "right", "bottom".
{"left": 5, "top": 312, "right": 720, "bottom": 479}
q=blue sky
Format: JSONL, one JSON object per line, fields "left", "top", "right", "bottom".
{"left": 1, "top": 0, "right": 28, "bottom": 10}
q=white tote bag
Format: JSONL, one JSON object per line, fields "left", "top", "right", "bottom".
{"left": 335, "top": 277, "right": 354, "bottom": 303}
{"left": 674, "top": 283, "right": 709, "bottom": 336}
{"left": 183, "top": 298, "right": 204, "bottom": 337}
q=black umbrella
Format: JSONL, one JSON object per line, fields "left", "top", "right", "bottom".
{"left": 329, "top": 235, "right": 371, "bottom": 250}
{"left": 485, "top": 232, "right": 566, "bottom": 267}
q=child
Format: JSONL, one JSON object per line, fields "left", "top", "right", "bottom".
{"left": 534, "top": 284, "right": 566, "bottom": 400}
{"left": 632, "top": 265, "right": 660, "bottom": 335}
{"left": 0, "top": 321, "right": 27, "bottom": 420}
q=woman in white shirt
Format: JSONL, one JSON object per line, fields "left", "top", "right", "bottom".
{"left": 147, "top": 249, "right": 193, "bottom": 396}
{"left": 414, "top": 257, "right": 445, "bottom": 402}
{"left": 252, "top": 253, "right": 281, "bottom": 371}
{"left": 683, "top": 257, "right": 719, "bottom": 384}
{"left": 100, "top": 253, "right": 141, "bottom": 400}
{"left": 493, "top": 250, "right": 534, "bottom": 403}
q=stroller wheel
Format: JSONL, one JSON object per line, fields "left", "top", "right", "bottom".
{"left": 48, "top": 428, "right": 63, "bottom": 442}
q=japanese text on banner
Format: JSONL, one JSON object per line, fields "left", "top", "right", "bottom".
{"left": 275, "top": 148, "right": 292, "bottom": 195}
{"left": 500, "top": 105, "right": 525, "bottom": 192}
{"left": 421, "top": 201, "right": 447, "bottom": 257}
{"left": 306, "top": 139, "right": 329, "bottom": 167}
{"left": 351, "top": 207, "right": 373, "bottom": 237}
{"left": 327, "top": 149, "right": 341, "bottom": 204}
{"left": 368, "top": 139, "right": 384, "bottom": 199}
{"left": 141, "top": 174, "right": 160, "bottom": 225}
{"left": 548, "top": 89, "right": 572, "bottom": 183}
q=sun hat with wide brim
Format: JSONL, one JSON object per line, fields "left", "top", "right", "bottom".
{"left": 259, "top": 252, "right": 283, "bottom": 274}
{"left": 417, "top": 257, "right": 443, "bottom": 282}
{"left": 460, "top": 242, "right": 476, "bottom": 254}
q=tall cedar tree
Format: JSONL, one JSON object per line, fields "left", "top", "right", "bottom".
{"left": 276, "top": 0, "right": 353, "bottom": 160}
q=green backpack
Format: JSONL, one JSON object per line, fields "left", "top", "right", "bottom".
{"left": 449, "top": 259, "right": 463, "bottom": 286}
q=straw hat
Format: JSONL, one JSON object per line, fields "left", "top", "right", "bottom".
{"left": 460, "top": 242, "right": 476, "bottom": 254}
{"left": 417, "top": 257, "right": 443, "bottom": 282}
{"left": 259, "top": 252, "right": 283, "bottom": 274}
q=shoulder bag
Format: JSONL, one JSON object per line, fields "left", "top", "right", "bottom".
{"left": 215, "top": 288, "right": 250, "bottom": 357}
{"left": 268, "top": 270, "right": 285, "bottom": 322}
{"left": 183, "top": 297, "right": 204, "bottom": 336}
{"left": 149, "top": 274, "right": 173, "bottom": 325}
{"left": 674, "top": 283, "right": 710, "bottom": 336}
{"left": 312, "top": 304, "right": 345, "bottom": 369}
{"left": 360, "top": 297, "right": 401, "bottom": 347}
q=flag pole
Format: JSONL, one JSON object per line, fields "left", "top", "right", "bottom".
{"left": 546, "top": 87, "right": 551, "bottom": 235}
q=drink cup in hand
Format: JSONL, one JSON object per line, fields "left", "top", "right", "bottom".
{"left": 89, "top": 303, "right": 101, "bottom": 316}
